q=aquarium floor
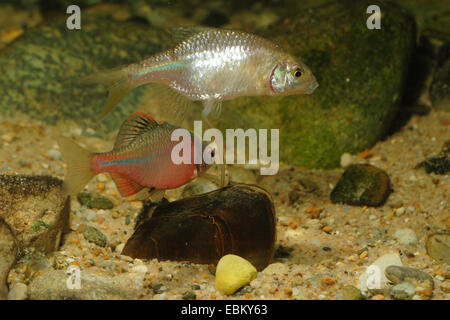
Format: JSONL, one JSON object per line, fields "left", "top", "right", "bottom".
{"left": 2, "top": 109, "right": 449, "bottom": 300}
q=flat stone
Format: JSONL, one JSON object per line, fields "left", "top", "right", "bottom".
{"left": 426, "top": 233, "right": 450, "bottom": 264}
{"left": 385, "top": 265, "right": 434, "bottom": 291}
{"left": 28, "top": 269, "right": 143, "bottom": 300}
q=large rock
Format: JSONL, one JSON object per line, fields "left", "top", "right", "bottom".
{"left": 217, "top": 0, "right": 416, "bottom": 168}
{"left": 330, "top": 164, "right": 392, "bottom": 207}
{"left": 0, "top": 13, "right": 167, "bottom": 134}
{"left": 0, "top": 175, "right": 70, "bottom": 253}
{"left": 0, "top": 219, "right": 17, "bottom": 300}
{"left": 0, "top": 175, "right": 69, "bottom": 299}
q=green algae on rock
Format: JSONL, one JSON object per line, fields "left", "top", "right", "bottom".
{"left": 216, "top": 0, "right": 416, "bottom": 168}
{"left": 0, "top": 13, "right": 167, "bottom": 134}
{"left": 330, "top": 164, "right": 391, "bottom": 207}
{"left": 77, "top": 192, "right": 114, "bottom": 209}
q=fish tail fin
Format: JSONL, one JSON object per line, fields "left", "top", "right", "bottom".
{"left": 58, "top": 136, "right": 95, "bottom": 196}
{"left": 81, "top": 67, "right": 134, "bottom": 119}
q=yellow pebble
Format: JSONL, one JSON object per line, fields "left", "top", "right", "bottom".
{"left": 214, "top": 254, "right": 257, "bottom": 295}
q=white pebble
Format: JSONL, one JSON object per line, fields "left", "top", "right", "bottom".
{"left": 48, "top": 149, "right": 62, "bottom": 160}
{"left": 130, "top": 264, "right": 148, "bottom": 274}
{"left": 115, "top": 243, "right": 125, "bottom": 253}
{"left": 79, "top": 208, "right": 96, "bottom": 221}
{"left": 394, "top": 228, "right": 418, "bottom": 245}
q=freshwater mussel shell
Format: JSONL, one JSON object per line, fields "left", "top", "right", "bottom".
{"left": 122, "top": 184, "right": 276, "bottom": 270}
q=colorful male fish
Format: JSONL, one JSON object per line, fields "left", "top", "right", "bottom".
{"left": 85, "top": 27, "right": 318, "bottom": 120}
{"left": 58, "top": 112, "right": 215, "bottom": 199}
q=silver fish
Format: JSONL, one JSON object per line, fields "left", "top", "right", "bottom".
{"left": 84, "top": 27, "right": 319, "bottom": 120}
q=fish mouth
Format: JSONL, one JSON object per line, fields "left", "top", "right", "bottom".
{"left": 307, "top": 81, "right": 319, "bottom": 94}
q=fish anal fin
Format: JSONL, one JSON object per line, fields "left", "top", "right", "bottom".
{"left": 113, "top": 112, "right": 159, "bottom": 149}
{"left": 110, "top": 173, "right": 144, "bottom": 197}
{"left": 202, "top": 100, "right": 223, "bottom": 125}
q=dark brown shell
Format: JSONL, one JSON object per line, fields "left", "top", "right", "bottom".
{"left": 122, "top": 184, "right": 276, "bottom": 270}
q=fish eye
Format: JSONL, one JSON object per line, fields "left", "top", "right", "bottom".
{"left": 293, "top": 68, "right": 302, "bottom": 78}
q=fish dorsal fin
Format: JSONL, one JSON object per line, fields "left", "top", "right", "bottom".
{"left": 169, "top": 26, "right": 216, "bottom": 43}
{"left": 114, "top": 112, "right": 158, "bottom": 149}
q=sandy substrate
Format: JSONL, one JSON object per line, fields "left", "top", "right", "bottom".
{"left": 1, "top": 108, "right": 448, "bottom": 300}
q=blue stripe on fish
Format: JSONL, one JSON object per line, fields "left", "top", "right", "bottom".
{"left": 100, "top": 154, "right": 156, "bottom": 167}
{"left": 135, "top": 61, "right": 189, "bottom": 77}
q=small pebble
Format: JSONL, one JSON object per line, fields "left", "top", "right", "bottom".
{"left": 47, "top": 149, "right": 62, "bottom": 160}
{"left": 390, "top": 282, "right": 415, "bottom": 300}
{"left": 426, "top": 233, "right": 450, "bottom": 264}
{"left": 321, "top": 276, "right": 336, "bottom": 286}
{"left": 115, "top": 243, "right": 125, "bottom": 253}
{"left": 395, "top": 207, "right": 405, "bottom": 216}
{"left": 322, "top": 226, "right": 332, "bottom": 234}
{"left": 182, "top": 291, "right": 197, "bottom": 300}
{"left": 394, "top": 228, "right": 418, "bottom": 245}
{"left": 83, "top": 226, "right": 108, "bottom": 247}
{"left": 342, "top": 285, "right": 364, "bottom": 300}
{"left": 214, "top": 254, "right": 257, "bottom": 295}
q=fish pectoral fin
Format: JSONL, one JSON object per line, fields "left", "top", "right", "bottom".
{"left": 137, "top": 83, "right": 198, "bottom": 124}
{"left": 114, "top": 112, "right": 159, "bottom": 150}
{"left": 109, "top": 173, "right": 144, "bottom": 197}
